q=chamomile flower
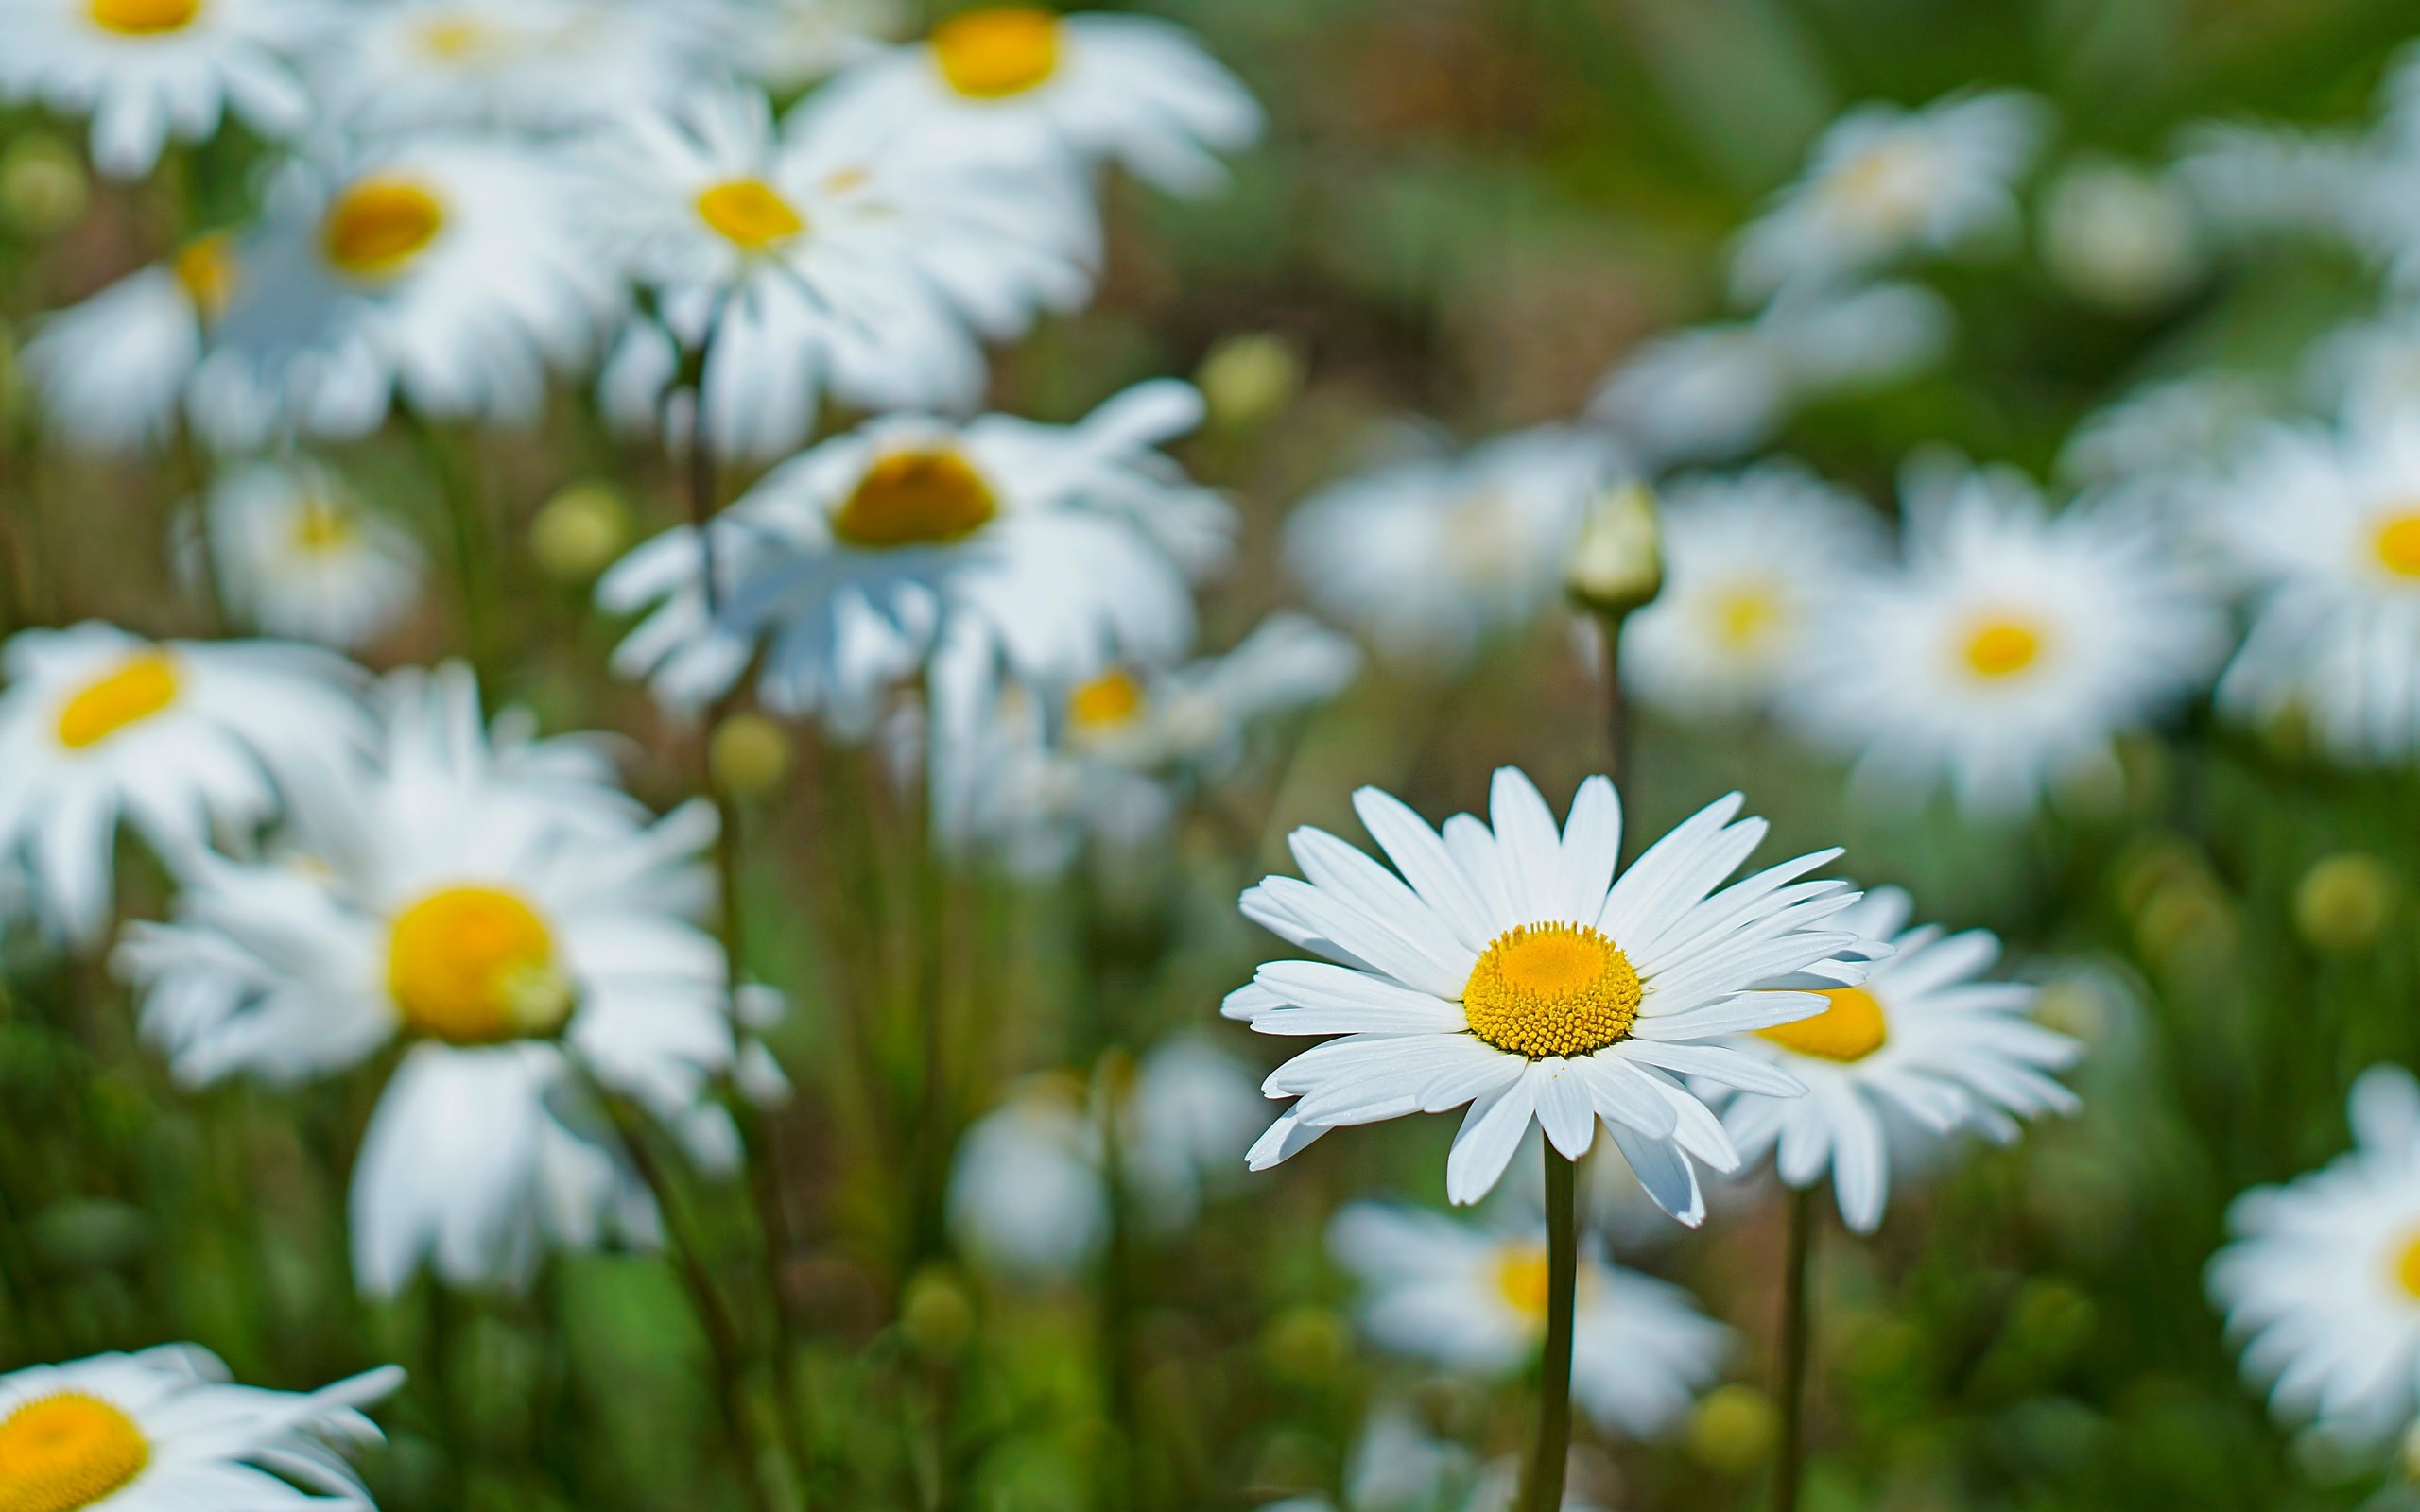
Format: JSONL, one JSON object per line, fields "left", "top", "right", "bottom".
{"left": 804, "top": 5, "right": 1260, "bottom": 196}
{"left": 704, "top": 0, "right": 904, "bottom": 90}
{"left": 600, "top": 379, "right": 1229, "bottom": 733}
{"left": 22, "top": 231, "right": 237, "bottom": 451}
{"left": 0, "top": 0, "right": 319, "bottom": 179}
{"left": 0, "top": 1346, "right": 400, "bottom": 1512}
{"left": 1715, "top": 886, "right": 2080, "bottom": 1233}
{"left": 119, "top": 669, "right": 741, "bottom": 1295}
{"left": 1329, "top": 1201, "right": 1728, "bottom": 1436}
{"left": 2209, "top": 1065, "right": 2420, "bottom": 1446}
{"left": 1785, "top": 470, "right": 2225, "bottom": 816}
{"left": 0, "top": 622, "right": 366, "bottom": 943}
{"left": 2304, "top": 305, "right": 2420, "bottom": 431}
{"left": 583, "top": 83, "right": 1095, "bottom": 461}
{"left": 1284, "top": 427, "right": 1627, "bottom": 670}
{"left": 199, "top": 459, "right": 424, "bottom": 650}
{"left": 1225, "top": 766, "right": 1862, "bottom": 1220}
{"left": 2056, "top": 372, "right": 2273, "bottom": 488}
{"left": 1622, "top": 463, "right": 1882, "bottom": 720}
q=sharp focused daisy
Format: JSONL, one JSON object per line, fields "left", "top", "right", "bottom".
{"left": 1714, "top": 886, "right": 2080, "bottom": 1233}
{"left": 0, "top": 1346, "right": 400, "bottom": 1511}
{"left": 1224, "top": 766, "right": 1863, "bottom": 1220}
{"left": 2209, "top": 1065, "right": 2420, "bottom": 1445}
{"left": 198, "top": 459, "right": 424, "bottom": 650}
{"left": 584, "top": 83, "right": 1096, "bottom": 462}
{"left": 0, "top": 622, "right": 367, "bottom": 943}
{"left": 1329, "top": 1201, "right": 1728, "bottom": 1437}
{"left": 1731, "top": 90, "right": 2048, "bottom": 301}
{"left": 22, "top": 230, "right": 238, "bottom": 451}
{"left": 0, "top": 0, "right": 319, "bottom": 178}
{"left": 119, "top": 668, "right": 743, "bottom": 1295}
{"left": 1784, "top": 469, "right": 2225, "bottom": 816}
{"left": 802, "top": 5, "right": 1261, "bottom": 196}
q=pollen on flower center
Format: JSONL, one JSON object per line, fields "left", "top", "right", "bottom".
{"left": 416, "top": 14, "right": 497, "bottom": 60}
{"left": 1960, "top": 614, "right": 2046, "bottom": 680}
{"left": 695, "top": 179, "right": 807, "bottom": 252}
{"left": 1067, "top": 669, "right": 1146, "bottom": 731}
{"left": 87, "top": 0, "right": 199, "bottom": 36}
{"left": 2392, "top": 1230, "right": 2420, "bottom": 1300}
{"left": 1461, "top": 922, "right": 1642, "bottom": 1059}
{"left": 387, "top": 885, "right": 574, "bottom": 1045}
{"left": 2374, "top": 510, "right": 2420, "bottom": 579}
{"left": 1710, "top": 583, "right": 1781, "bottom": 651}
{"left": 171, "top": 232, "right": 238, "bottom": 321}
{"left": 320, "top": 178, "right": 446, "bottom": 281}
{"left": 56, "top": 651, "right": 180, "bottom": 751}
{"left": 1757, "top": 986, "right": 1889, "bottom": 1063}
{"left": 0, "top": 1391, "right": 149, "bottom": 1512}
{"left": 830, "top": 448, "right": 999, "bottom": 549}
{"left": 288, "top": 499, "right": 356, "bottom": 557}
{"left": 932, "top": 6, "right": 1063, "bottom": 99}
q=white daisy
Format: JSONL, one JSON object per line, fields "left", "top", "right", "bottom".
{"left": 118, "top": 668, "right": 741, "bottom": 1295}
{"left": 198, "top": 458, "right": 424, "bottom": 650}
{"left": 2037, "top": 156, "right": 2208, "bottom": 310}
{"left": 702, "top": 0, "right": 904, "bottom": 90}
{"left": 22, "top": 230, "right": 236, "bottom": 451}
{"left": 0, "top": 621, "right": 366, "bottom": 943}
{"left": 1731, "top": 90, "right": 2048, "bottom": 301}
{"left": 599, "top": 379, "right": 1229, "bottom": 733}
{"left": 1224, "top": 765, "right": 1863, "bottom": 1221}
{"left": 2170, "top": 119, "right": 2400, "bottom": 263}
{"left": 1715, "top": 886, "right": 2079, "bottom": 1233}
{"left": 0, "top": 1345, "right": 399, "bottom": 1511}
{"left": 0, "top": 0, "right": 319, "bottom": 179}
{"left": 1785, "top": 468, "right": 2225, "bottom": 816}
{"left": 583, "top": 83, "right": 1096, "bottom": 462}
{"left": 2304, "top": 304, "right": 2420, "bottom": 432}
{"left": 2209, "top": 1065, "right": 2420, "bottom": 1446}
{"left": 802, "top": 5, "right": 1260, "bottom": 197}
{"left": 1284, "top": 427, "right": 1628, "bottom": 670}
{"left": 1329, "top": 1200, "right": 1729, "bottom": 1437}
{"left": 1621, "top": 463, "right": 1882, "bottom": 720}
{"left": 2055, "top": 371, "right": 2273, "bottom": 488}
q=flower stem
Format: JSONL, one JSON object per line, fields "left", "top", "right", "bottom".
{"left": 1520, "top": 1145, "right": 1579, "bottom": 1512}
{"left": 1599, "top": 618, "right": 1630, "bottom": 783}
{"left": 1773, "top": 1185, "right": 1818, "bottom": 1512}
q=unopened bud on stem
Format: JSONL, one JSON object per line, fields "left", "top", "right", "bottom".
{"left": 1565, "top": 481, "right": 1663, "bottom": 621}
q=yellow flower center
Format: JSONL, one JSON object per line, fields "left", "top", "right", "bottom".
{"left": 1710, "top": 583, "right": 1781, "bottom": 652}
{"left": 1825, "top": 140, "right": 1933, "bottom": 232}
{"left": 1461, "top": 922, "right": 1642, "bottom": 1059}
{"left": 0, "top": 1392, "right": 149, "bottom": 1512}
{"left": 830, "top": 448, "right": 999, "bottom": 549}
{"left": 288, "top": 499, "right": 356, "bottom": 557}
{"left": 932, "top": 6, "right": 1063, "bottom": 98}
{"left": 55, "top": 651, "right": 180, "bottom": 751}
{"left": 1067, "top": 669, "right": 1147, "bottom": 732}
{"left": 387, "top": 885, "right": 574, "bottom": 1045}
{"left": 171, "top": 232, "right": 238, "bottom": 321}
{"left": 1757, "top": 986, "right": 1889, "bottom": 1063}
{"left": 416, "top": 13, "right": 498, "bottom": 60}
{"left": 1494, "top": 1244, "right": 1552, "bottom": 1320}
{"left": 1960, "top": 615, "right": 2046, "bottom": 681}
{"left": 320, "top": 178, "right": 446, "bottom": 281}
{"left": 2375, "top": 510, "right": 2420, "bottom": 579}
{"left": 87, "top": 0, "right": 199, "bottom": 35}
{"left": 695, "top": 179, "right": 807, "bottom": 252}
{"left": 2393, "top": 1231, "right": 2420, "bottom": 1300}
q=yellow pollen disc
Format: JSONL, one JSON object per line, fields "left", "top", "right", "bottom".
{"left": 695, "top": 179, "right": 806, "bottom": 252}
{"left": 932, "top": 6, "right": 1063, "bottom": 98}
{"left": 87, "top": 0, "right": 199, "bottom": 35}
{"left": 171, "top": 233, "right": 238, "bottom": 321}
{"left": 55, "top": 651, "right": 180, "bottom": 751}
{"left": 1960, "top": 615, "right": 2045, "bottom": 680}
{"left": 1461, "top": 922, "right": 1642, "bottom": 1059}
{"left": 387, "top": 885, "right": 573, "bottom": 1044}
{"left": 2394, "top": 1232, "right": 2420, "bottom": 1299}
{"left": 320, "top": 178, "right": 446, "bottom": 281}
{"left": 1494, "top": 1244, "right": 1551, "bottom": 1320}
{"left": 1711, "top": 584, "right": 1780, "bottom": 651}
{"left": 1067, "top": 669, "right": 1146, "bottom": 731}
{"left": 831, "top": 448, "right": 999, "bottom": 549}
{"left": 1757, "top": 986, "right": 1889, "bottom": 1063}
{"left": 0, "top": 1392, "right": 149, "bottom": 1512}
{"left": 2375, "top": 511, "right": 2420, "bottom": 579}
{"left": 288, "top": 498, "right": 356, "bottom": 557}
{"left": 416, "top": 14, "right": 494, "bottom": 60}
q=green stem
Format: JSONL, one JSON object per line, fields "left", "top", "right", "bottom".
{"left": 1519, "top": 1147, "right": 1578, "bottom": 1512}
{"left": 1773, "top": 1186, "right": 1817, "bottom": 1512}
{"left": 406, "top": 413, "right": 500, "bottom": 679}
{"left": 1096, "top": 1057, "right": 1145, "bottom": 1512}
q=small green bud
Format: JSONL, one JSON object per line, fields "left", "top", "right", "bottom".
{"left": 529, "top": 481, "right": 631, "bottom": 582}
{"left": 1565, "top": 482, "right": 1663, "bottom": 620}
{"left": 2295, "top": 851, "right": 2398, "bottom": 953}
{"left": 1259, "top": 1305, "right": 1350, "bottom": 1383}
{"left": 1195, "top": 333, "right": 1302, "bottom": 431}
{"left": 709, "top": 713, "right": 792, "bottom": 797}
{"left": 0, "top": 134, "right": 89, "bottom": 240}
{"left": 1686, "top": 1384, "right": 1777, "bottom": 1474}
{"left": 901, "top": 1264, "right": 976, "bottom": 1358}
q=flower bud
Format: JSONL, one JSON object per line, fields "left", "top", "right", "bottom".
{"left": 0, "top": 134, "right": 88, "bottom": 240}
{"left": 901, "top": 1264, "right": 977, "bottom": 1358}
{"left": 529, "top": 481, "right": 631, "bottom": 582}
{"left": 709, "top": 713, "right": 792, "bottom": 797}
{"left": 1195, "top": 333, "right": 1302, "bottom": 431}
{"left": 1564, "top": 482, "right": 1663, "bottom": 621}
{"left": 1686, "top": 1384, "right": 1777, "bottom": 1474}
{"left": 2295, "top": 851, "right": 2397, "bottom": 953}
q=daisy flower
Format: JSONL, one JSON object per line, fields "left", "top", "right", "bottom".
{"left": 22, "top": 230, "right": 237, "bottom": 451}
{"left": 702, "top": 0, "right": 904, "bottom": 90}
{"left": 1224, "top": 765, "right": 1862, "bottom": 1220}
{"left": 1621, "top": 463, "right": 1882, "bottom": 720}
{"left": 2055, "top": 372, "right": 2272, "bottom": 488}
{"left": 0, "top": 0, "right": 318, "bottom": 179}
{"left": 118, "top": 668, "right": 743, "bottom": 1295}
{"left": 2304, "top": 305, "right": 2420, "bottom": 432}
{"left": 599, "top": 379, "right": 1229, "bottom": 733}
{"left": 198, "top": 458, "right": 424, "bottom": 650}
{"left": 1283, "top": 427, "right": 1628, "bottom": 670}
{"left": 1330, "top": 1201, "right": 1728, "bottom": 1437}
{"left": 583, "top": 83, "right": 1096, "bottom": 462}
{"left": 1731, "top": 90, "right": 2048, "bottom": 301}
{"left": 2209, "top": 1065, "right": 2420, "bottom": 1446}
{"left": 0, "top": 1346, "right": 400, "bottom": 1511}
{"left": 803, "top": 5, "right": 1261, "bottom": 197}
{"left": 1715, "top": 886, "right": 2080, "bottom": 1233}
{"left": 0, "top": 621, "right": 366, "bottom": 943}
{"left": 1785, "top": 468, "right": 2225, "bottom": 816}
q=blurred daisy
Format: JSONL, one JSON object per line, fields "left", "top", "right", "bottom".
{"left": 0, "top": 0, "right": 317, "bottom": 178}
{"left": 1716, "top": 886, "right": 2080, "bottom": 1233}
{"left": 23, "top": 231, "right": 237, "bottom": 451}
{"left": 1225, "top": 766, "right": 1859, "bottom": 1220}
{"left": 0, "top": 622, "right": 365, "bottom": 943}
{"left": 2038, "top": 156, "right": 2208, "bottom": 310}
{"left": 704, "top": 0, "right": 904, "bottom": 90}
{"left": 2172, "top": 120, "right": 2395, "bottom": 259}
{"left": 584, "top": 83, "right": 1095, "bottom": 461}
{"left": 1731, "top": 90, "right": 2047, "bottom": 301}
{"left": 2057, "top": 372, "right": 2272, "bottom": 489}
{"left": 199, "top": 459, "right": 424, "bottom": 649}
{"left": 2304, "top": 305, "right": 2420, "bottom": 431}
{"left": 0, "top": 1346, "right": 399, "bottom": 1511}
{"left": 1622, "top": 463, "right": 1882, "bottom": 720}
{"left": 804, "top": 5, "right": 1260, "bottom": 196}
{"left": 2210, "top": 1065, "right": 2420, "bottom": 1446}
{"left": 120, "top": 669, "right": 741, "bottom": 1295}
{"left": 1284, "top": 427, "right": 1627, "bottom": 670}
{"left": 1329, "top": 1201, "right": 1728, "bottom": 1436}
{"left": 600, "top": 379, "right": 1229, "bottom": 733}
{"left": 1785, "top": 470, "right": 2225, "bottom": 816}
